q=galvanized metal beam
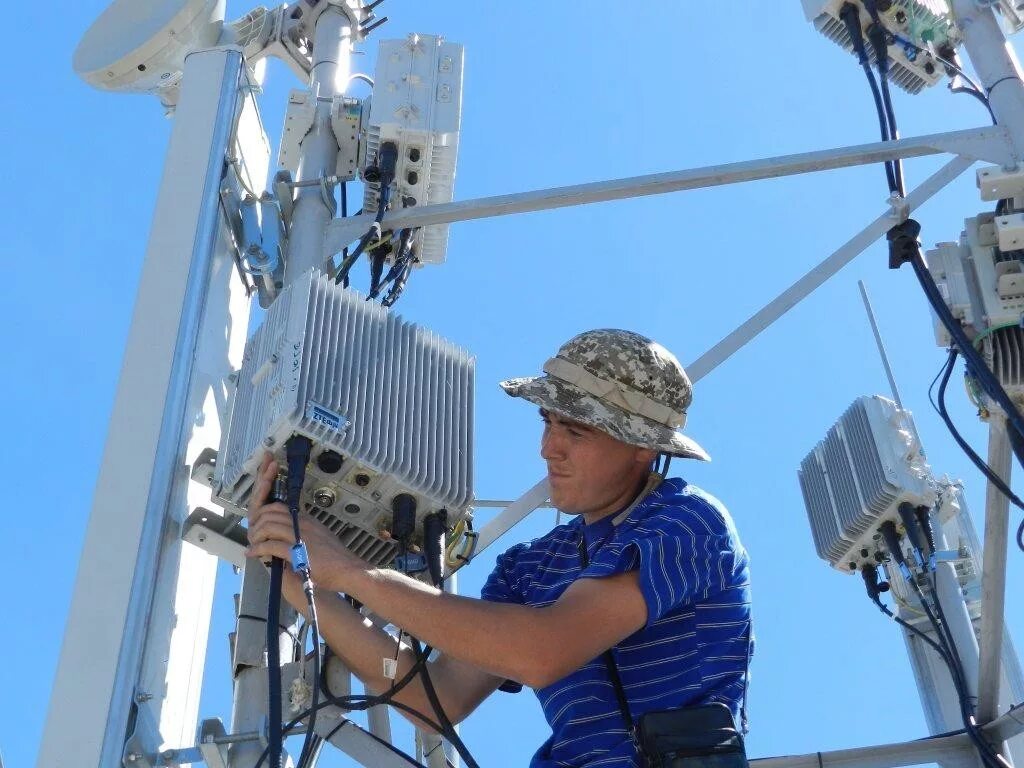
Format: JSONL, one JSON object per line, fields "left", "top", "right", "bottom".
{"left": 323, "top": 126, "right": 1007, "bottom": 259}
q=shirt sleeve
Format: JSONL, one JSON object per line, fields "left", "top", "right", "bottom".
{"left": 480, "top": 542, "right": 529, "bottom": 605}
{"left": 480, "top": 543, "right": 529, "bottom": 693}
{"left": 580, "top": 498, "right": 745, "bottom": 628}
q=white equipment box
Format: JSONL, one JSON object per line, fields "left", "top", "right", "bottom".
{"left": 215, "top": 269, "right": 474, "bottom": 564}
{"left": 927, "top": 214, "right": 1024, "bottom": 346}
{"left": 799, "top": 396, "right": 936, "bottom": 572}
{"left": 361, "top": 34, "right": 464, "bottom": 265}
{"left": 802, "top": 0, "right": 961, "bottom": 93}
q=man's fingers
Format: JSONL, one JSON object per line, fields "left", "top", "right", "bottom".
{"left": 250, "top": 501, "right": 289, "bottom": 524}
{"left": 247, "top": 540, "right": 292, "bottom": 563}
{"left": 250, "top": 453, "right": 279, "bottom": 509}
{"left": 248, "top": 519, "right": 296, "bottom": 546}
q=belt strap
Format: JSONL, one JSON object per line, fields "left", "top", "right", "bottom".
{"left": 577, "top": 534, "right": 638, "bottom": 743}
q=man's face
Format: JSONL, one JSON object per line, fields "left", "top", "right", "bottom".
{"left": 539, "top": 409, "right": 655, "bottom": 521}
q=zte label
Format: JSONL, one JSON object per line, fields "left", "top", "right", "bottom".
{"left": 307, "top": 404, "right": 348, "bottom": 432}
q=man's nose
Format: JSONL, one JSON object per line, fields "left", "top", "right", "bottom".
{"left": 541, "top": 429, "right": 565, "bottom": 460}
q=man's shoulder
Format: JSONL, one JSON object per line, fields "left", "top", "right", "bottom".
{"left": 493, "top": 519, "right": 580, "bottom": 567}
{"left": 631, "top": 478, "right": 738, "bottom": 539}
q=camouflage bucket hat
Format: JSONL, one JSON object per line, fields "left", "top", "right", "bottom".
{"left": 500, "top": 329, "right": 710, "bottom": 461}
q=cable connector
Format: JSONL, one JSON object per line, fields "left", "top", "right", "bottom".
{"left": 291, "top": 541, "right": 310, "bottom": 573}
{"left": 887, "top": 218, "right": 923, "bottom": 269}
{"left": 840, "top": 3, "right": 870, "bottom": 65}
{"left": 897, "top": 502, "right": 929, "bottom": 569}
{"left": 861, "top": 563, "right": 891, "bottom": 602}
{"left": 879, "top": 520, "right": 912, "bottom": 580}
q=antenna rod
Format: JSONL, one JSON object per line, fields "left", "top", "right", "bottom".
{"left": 859, "top": 280, "right": 903, "bottom": 409}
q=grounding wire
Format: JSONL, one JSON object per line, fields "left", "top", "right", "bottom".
{"left": 889, "top": 33, "right": 997, "bottom": 124}
{"left": 934, "top": 350, "right": 1024, "bottom": 511}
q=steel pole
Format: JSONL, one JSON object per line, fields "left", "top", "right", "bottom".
{"left": 228, "top": 8, "right": 355, "bottom": 766}
{"left": 978, "top": 415, "right": 1014, "bottom": 726}
{"left": 283, "top": 6, "right": 353, "bottom": 283}
{"left": 951, "top": 0, "right": 1024, "bottom": 163}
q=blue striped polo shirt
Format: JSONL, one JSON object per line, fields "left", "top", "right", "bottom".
{"left": 481, "top": 477, "right": 753, "bottom": 768}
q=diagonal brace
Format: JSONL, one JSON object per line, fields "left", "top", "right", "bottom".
{"left": 686, "top": 154, "right": 976, "bottom": 383}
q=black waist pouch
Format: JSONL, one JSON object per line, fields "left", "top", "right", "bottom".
{"left": 636, "top": 703, "right": 748, "bottom": 768}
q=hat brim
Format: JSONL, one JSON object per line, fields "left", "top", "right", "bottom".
{"left": 500, "top": 374, "right": 710, "bottom": 461}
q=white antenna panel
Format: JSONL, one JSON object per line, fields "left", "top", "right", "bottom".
{"left": 799, "top": 396, "right": 936, "bottom": 572}
{"left": 361, "top": 34, "right": 464, "bottom": 265}
{"left": 215, "top": 269, "right": 474, "bottom": 564}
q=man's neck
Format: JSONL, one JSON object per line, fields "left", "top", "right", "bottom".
{"left": 581, "top": 473, "right": 657, "bottom": 526}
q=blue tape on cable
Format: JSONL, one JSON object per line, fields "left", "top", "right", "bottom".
{"left": 291, "top": 542, "right": 309, "bottom": 572}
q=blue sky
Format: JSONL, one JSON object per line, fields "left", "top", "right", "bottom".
{"left": 5, "top": 1, "right": 1024, "bottom": 766}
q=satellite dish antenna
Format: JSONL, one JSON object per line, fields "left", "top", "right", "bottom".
{"left": 74, "top": 0, "right": 226, "bottom": 103}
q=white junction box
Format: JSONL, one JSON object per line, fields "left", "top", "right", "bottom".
{"left": 215, "top": 269, "right": 475, "bottom": 565}
{"left": 927, "top": 214, "right": 1024, "bottom": 346}
{"left": 799, "top": 396, "right": 936, "bottom": 573}
{"left": 802, "top": 0, "right": 960, "bottom": 94}
{"left": 997, "top": 213, "right": 1024, "bottom": 253}
{"left": 978, "top": 165, "right": 1024, "bottom": 202}
{"left": 361, "top": 34, "right": 464, "bottom": 265}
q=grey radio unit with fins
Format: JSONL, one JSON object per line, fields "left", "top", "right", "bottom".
{"left": 798, "top": 395, "right": 936, "bottom": 574}
{"left": 214, "top": 268, "right": 474, "bottom": 569}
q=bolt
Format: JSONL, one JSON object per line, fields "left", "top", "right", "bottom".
{"left": 135, "top": 692, "right": 153, "bottom": 703}
{"left": 264, "top": 437, "right": 275, "bottom": 447}
{"left": 127, "top": 753, "right": 141, "bottom": 763}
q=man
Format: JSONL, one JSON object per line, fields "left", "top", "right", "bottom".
{"left": 247, "top": 329, "right": 753, "bottom": 767}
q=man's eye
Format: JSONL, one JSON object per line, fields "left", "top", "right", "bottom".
{"left": 568, "top": 428, "right": 584, "bottom": 438}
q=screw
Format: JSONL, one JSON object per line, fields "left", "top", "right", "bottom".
{"left": 127, "top": 753, "right": 141, "bottom": 763}
{"left": 135, "top": 692, "right": 153, "bottom": 703}
{"left": 264, "top": 437, "right": 275, "bottom": 447}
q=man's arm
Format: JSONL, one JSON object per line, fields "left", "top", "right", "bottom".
{"left": 250, "top": 454, "right": 503, "bottom": 728}
{"left": 330, "top": 563, "right": 648, "bottom": 689}
{"left": 282, "top": 576, "right": 504, "bottom": 727}
{"left": 248, "top": 454, "right": 649, "bottom": 695}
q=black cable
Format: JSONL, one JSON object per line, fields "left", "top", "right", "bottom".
{"left": 889, "top": 33, "right": 997, "bottom": 124}
{"left": 934, "top": 349, "right": 1024, "bottom": 511}
{"left": 253, "top": 701, "right": 425, "bottom": 768}
{"left": 340, "top": 183, "right": 350, "bottom": 288}
{"left": 237, "top": 614, "right": 301, "bottom": 651}
{"left": 951, "top": 85, "right": 998, "bottom": 124}
{"left": 283, "top": 436, "right": 322, "bottom": 768}
{"left": 409, "top": 638, "right": 480, "bottom": 768}
{"left": 924, "top": 578, "right": 1006, "bottom": 766}
{"left": 903, "top": 242, "right": 1024, "bottom": 468}
{"left": 840, "top": 3, "right": 899, "bottom": 194}
{"left": 335, "top": 223, "right": 381, "bottom": 286}
{"left": 862, "top": 1, "right": 905, "bottom": 196}
{"left": 267, "top": 559, "right": 285, "bottom": 768}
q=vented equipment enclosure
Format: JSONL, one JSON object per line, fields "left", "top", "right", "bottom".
{"left": 215, "top": 269, "right": 474, "bottom": 565}
{"left": 799, "top": 395, "right": 935, "bottom": 572}
{"left": 802, "top": 0, "right": 960, "bottom": 94}
{"left": 360, "top": 33, "right": 463, "bottom": 265}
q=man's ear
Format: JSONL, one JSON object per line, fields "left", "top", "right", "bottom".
{"left": 635, "top": 447, "right": 658, "bottom": 467}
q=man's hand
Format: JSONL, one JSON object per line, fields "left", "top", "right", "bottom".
{"left": 245, "top": 452, "right": 364, "bottom": 593}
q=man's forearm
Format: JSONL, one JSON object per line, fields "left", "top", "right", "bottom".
{"left": 297, "top": 588, "right": 491, "bottom": 728}
{"left": 340, "top": 566, "right": 560, "bottom": 688}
